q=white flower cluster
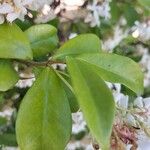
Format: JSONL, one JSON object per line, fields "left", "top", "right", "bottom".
{"left": 121, "top": 98, "right": 150, "bottom": 138}
{"left": 35, "top": 0, "right": 112, "bottom": 26}
{"left": 56, "top": 0, "right": 85, "bottom": 12}
{"left": 125, "top": 96, "right": 150, "bottom": 131}
{"left": 0, "top": 0, "right": 54, "bottom": 24}
{"left": 102, "top": 25, "right": 128, "bottom": 51}
{"left": 106, "top": 82, "right": 150, "bottom": 149}
{"left": 132, "top": 21, "right": 150, "bottom": 42}
{"left": 106, "top": 81, "right": 150, "bottom": 133}
{"left": 0, "top": 0, "right": 33, "bottom": 24}
{"left": 29, "top": 0, "right": 53, "bottom": 10}
{"left": 34, "top": 0, "right": 85, "bottom": 24}
{"left": 66, "top": 112, "right": 94, "bottom": 150}
{"left": 85, "top": 0, "right": 111, "bottom": 27}
{"left": 72, "top": 112, "right": 86, "bottom": 134}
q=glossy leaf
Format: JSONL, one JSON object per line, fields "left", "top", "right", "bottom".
{"left": 54, "top": 34, "right": 101, "bottom": 59}
{"left": 77, "top": 53, "right": 143, "bottom": 94}
{"left": 16, "top": 68, "right": 72, "bottom": 150}
{"left": 33, "top": 66, "right": 45, "bottom": 78}
{"left": 25, "top": 24, "right": 58, "bottom": 58}
{"left": 64, "top": 83, "right": 79, "bottom": 113}
{"left": 0, "top": 23, "right": 32, "bottom": 60}
{"left": 34, "top": 67, "right": 79, "bottom": 112}
{"left": 67, "top": 57, "right": 115, "bottom": 149}
{"left": 56, "top": 71, "right": 79, "bottom": 113}
{"left": 0, "top": 60, "right": 19, "bottom": 91}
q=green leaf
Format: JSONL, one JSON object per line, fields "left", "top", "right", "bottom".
{"left": 33, "top": 67, "right": 79, "bottom": 112}
{"left": 0, "top": 133, "right": 17, "bottom": 146}
{"left": 25, "top": 24, "right": 58, "bottom": 58}
{"left": 54, "top": 34, "right": 101, "bottom": 60}
{"left": 15, "top": 19, "right": 33, "bottom": 31}
{"left": 0, "top": 23, "right": 32, "bottom": 60}
{"left": 32, "top": 66, "right": 45, "bottom": 78}
{"left": 0, "top": 60, "right": 19, "bottom": 91}
{"left": 138, "top": 0, "right": 150, "bottom": 11}
{"left": 56, "top": 71, "right": 79, "bottom": 113}
{"left": 16, "top": 67, "right": 71, "bottom": 150}
{"left": 67, "top": 57, "right": 115, "bottom": 149}
{"left": 64, "top": 83, "right": 79, "bottom": 113}
{"left": 77, "top": 53, "right": 143, "bottom": 94}
{"left": 123, "top": 4, "right": 139, "bottom": 26}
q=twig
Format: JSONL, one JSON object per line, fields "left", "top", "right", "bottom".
{"left": 14, "top": 59, "right": 65, "bottom": 67}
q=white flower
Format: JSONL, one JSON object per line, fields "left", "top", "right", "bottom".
{"left": 132, "top": 21, "right": 150, "bottom": 42}
{"left": 29, "top": 0, "right": 54, "bottom": 10}
{"left": 0, "top": 0, "right": 33, "bottom": 23}
{"left": 85, "top": 0, "right": 111, "bottom": 27}
{"left": 34, "top": 9, "right": 55, "bottom": 23}
{"left": 102, "top": 25, "right": 128, "bottom": 51}
{"left": 126, "top": 144, "right": 133, "bottom": 150}
{"left": 61, "top": 0, "right": 85, "bottom": 6}
{"left": 69, "top": 33, "right": 78, "bottom": 39}
{"left": 137, "top": 132, "right": 150, "bottom": 150}
{"left": 126, "top": 113, "right": 137, "bottom": 127}
{"left": 0, "top": 14, "right": 4, "bottom": 24}
{"left": 113, "top": 92, "right": 129, "bottom": 109}
{"left": 9, "top": 0, "right": 33, "bottom": 22}
{"left": 143, "top": 97, "right": 150, "bottom": 109}
{"left": 41, "top": 4, "right": 51, "bottom": 15}
{"left": 0, "top": 108, "right": 14, "bottom": 118}
{"left": 0, "top": 0, "right": 54, "bottom": 24}
{"left": 0, "top": 3, "right": 13, "bottom": 14}
{"left": 72, "top": 112, "right": 86, "bottom": 134}
{"left": 117, "top": 94, "right": 129, "bottom": 109}
{"left": 134, "top": 97, "right": 144, "bottom": 108}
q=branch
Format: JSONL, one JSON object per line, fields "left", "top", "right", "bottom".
{"left": 14, "top": 59, "right": 65, "bottom": 67}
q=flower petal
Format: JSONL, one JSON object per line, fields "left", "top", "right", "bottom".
{"left": 0, "top": 3, "right": 13, "bottom": 14}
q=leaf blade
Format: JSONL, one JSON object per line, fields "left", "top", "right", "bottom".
{"left": 16, "top": 67, "right": 72, "bottom": 150}
{"left": 25, "top": 24, "right": 58, "bottom": 58}
{"left": 0, "top": 23, "right": 32, "bottom": 60}
{"left": 54, "top": 34, "right": 101, "bottom": 60}
{"left": 55, "top": 71, "right": 79, "bottom": 113}
{"left": 77, "top": 53, "right": 144, "bottom": 94}
{"left": 67, "top": 57, "right": 115, "bottom": 149}
{"left": 0, "top": 60, "right": 19, "bottom": 91}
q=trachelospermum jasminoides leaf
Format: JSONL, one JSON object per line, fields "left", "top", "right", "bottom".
{"left": 0, "top": 23, "right": 32, "bottom": 60}
{"left": 25, "top": 24, "right": 58, "bottom": 58}
{"left": 16, "top": 67, "right": 72, "bottom": 150}
{"left": 55, "top": 71, "right": 79, "bottom": 113}
{"left": 67, "top": 57, "right": 115, "bottom": 150}
{"left": 77, "top": 53, "right": 144, "bottom": 95}
{"left": 0, "top": 59, "right": 19, "bottom": 91}
{"left": 53, "top": 34, "right": 102, "bottom": 60}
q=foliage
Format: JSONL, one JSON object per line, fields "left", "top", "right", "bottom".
{"left": 0, "top": 0, "right": 149, "bottom": 149}
{"left": 0, "top": 22, "right": 143, "bottom": 149}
